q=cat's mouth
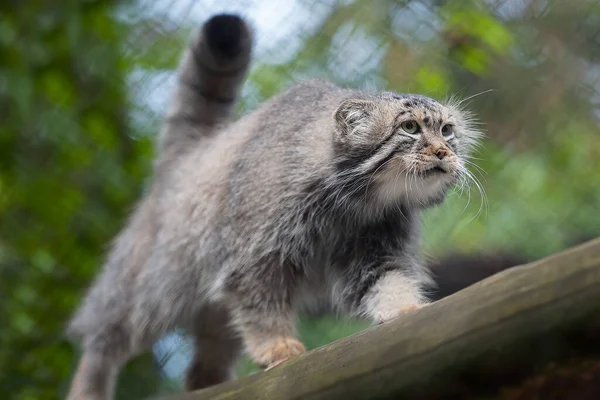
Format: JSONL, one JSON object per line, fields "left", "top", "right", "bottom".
{"left": 419, "top": 165, "right": 448, "bottom": 178}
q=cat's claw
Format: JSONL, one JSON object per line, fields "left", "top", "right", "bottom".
{"left": 254, "top": 336, "right": 305, "bottom": 369}
{"left": 265, "top": 356, "right": 292, "bottom": 371}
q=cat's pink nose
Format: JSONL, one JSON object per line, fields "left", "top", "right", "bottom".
{"left": 435, "top": 147, "right": 449, "bottom": 160}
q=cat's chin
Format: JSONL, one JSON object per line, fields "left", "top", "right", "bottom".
{"left": 375, "top": 172, "right": 453, "bottom": 208}
{"left": 419, "top": 165, "right": 449, "bottom": 178}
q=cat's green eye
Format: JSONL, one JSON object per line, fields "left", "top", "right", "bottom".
{"left": 441, "top": 124, "right": 453, "bottom": 137}
{"left": 401, "top": 120, "right": 420, "bottom": 134}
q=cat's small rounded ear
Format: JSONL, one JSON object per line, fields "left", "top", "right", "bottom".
{"left": 333, "top": 98, "right": 375, "bottom": 142}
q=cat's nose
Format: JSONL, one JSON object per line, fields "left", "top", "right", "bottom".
{"left": 435, "top": 147, "right": 449, "bottom": 160}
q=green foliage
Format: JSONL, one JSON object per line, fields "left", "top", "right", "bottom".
{"left": 0, "top": 1, "right": 157, "bottom": 399}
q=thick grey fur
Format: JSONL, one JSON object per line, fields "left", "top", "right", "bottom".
{"left": 65, "top": 13, "right": 483, "bottom": 400}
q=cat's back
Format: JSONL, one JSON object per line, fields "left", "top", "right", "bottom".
{"left": 172, "top": 78, "right": 348, "bottom": 188}
{"left": 157, "top": 79, "right": 348, "bottom": 224}
{"left": 224, "top": 78, "right": 350, "bottom": 181}
{"left": 177, "top": 78, "right": 345, "bottom": 169}
{"left": 221, "top": 78, "right": 349, "bottom": 207}
{"left": 239, "top": 78, "right": 347, "bottom": 142}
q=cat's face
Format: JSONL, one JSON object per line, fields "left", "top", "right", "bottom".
{"left": 333, "top": 93, "right": 482, "bottom": 208}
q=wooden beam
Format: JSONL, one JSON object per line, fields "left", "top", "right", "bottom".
{"left": 156, "top": 238, "right": 600, "bottom": 400}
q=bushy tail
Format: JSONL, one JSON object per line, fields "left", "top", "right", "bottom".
{"left": 158, "top": 14, "right": 252, "bottom": 159}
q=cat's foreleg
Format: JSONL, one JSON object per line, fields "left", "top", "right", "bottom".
{"left": 361, "top": 269, "right": 429, "bottom": 324}
{"left": 222, "top": 262, "right": 306, "bottom": 369}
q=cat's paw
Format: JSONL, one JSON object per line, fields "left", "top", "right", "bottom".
{"left": 255, "top": 336, "right": 306, "bottom": 369}
{"left": 376, "top": 303, "right": 424, "bottom": 325}
{"left": 398, "top": 304, "right": 423, "bottom": 314}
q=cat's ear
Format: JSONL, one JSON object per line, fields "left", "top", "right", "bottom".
{"left": 333, "top": 98, "right": 376, "bottom": 143}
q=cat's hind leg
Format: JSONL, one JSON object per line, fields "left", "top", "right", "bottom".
{"left": 184, "top": 304, "right": 243, "bottom": 391}
{"left": 66, "top": 322, "right": 133, "bottom": 400}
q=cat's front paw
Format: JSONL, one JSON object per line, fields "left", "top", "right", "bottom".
{"left": 398, "top": 304, "right": 423, "bottom": 314}
{"left": 375, "top": 303, "right": 425, "bottom": 325}
{"left": 254, "top": 336, "right": 306, "bottom": 370}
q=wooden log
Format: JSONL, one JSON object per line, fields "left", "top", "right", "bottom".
{"left": 156, "top": 237, "right": 600, "bottom": 400}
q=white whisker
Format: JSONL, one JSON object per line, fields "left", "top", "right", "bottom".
{"left": 457, "top": 89, "right": 495, "bottom": 106}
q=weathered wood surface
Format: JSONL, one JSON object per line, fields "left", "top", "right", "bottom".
{"left": 157, "top": 238, "right": 600, "bottom": 400}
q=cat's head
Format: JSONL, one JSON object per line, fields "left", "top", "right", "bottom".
{"left": 333, "top": 92, "right": 482, "bottom": 208}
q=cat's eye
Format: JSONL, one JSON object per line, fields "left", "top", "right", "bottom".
{"left": 401, "top": 120, "right": 420, "bottom": 134}
{"left": 441, "top": 124, "right": 453, "bottom": 137}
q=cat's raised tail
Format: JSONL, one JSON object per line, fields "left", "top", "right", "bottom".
{"left": 158, "top": 14, "right": 253, "bottom": 160}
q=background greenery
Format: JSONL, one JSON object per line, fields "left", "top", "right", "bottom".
{"left": 1, "top": 0, "right": 599, "bottom": 398}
